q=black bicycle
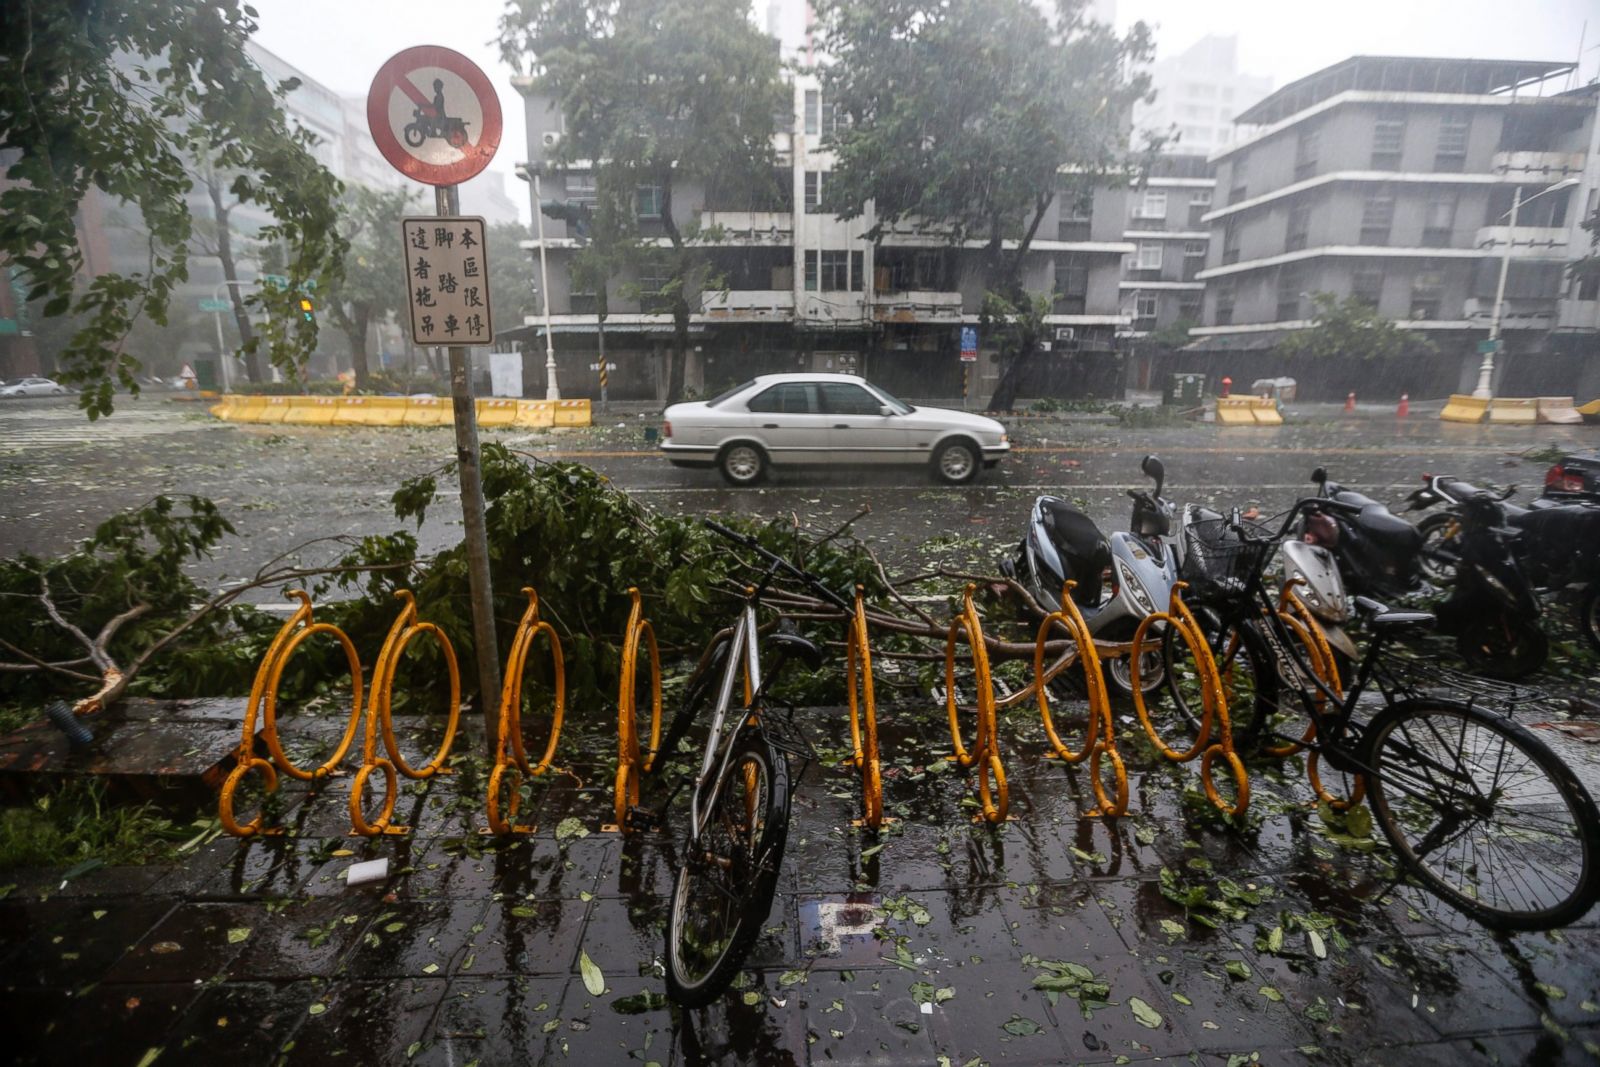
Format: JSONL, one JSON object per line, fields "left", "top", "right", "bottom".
{"left": 1164, "top": 502, "right": 1600, "bottom": 930}
{"left": 632, "top": 520, "right": 848, "bottom": 1006}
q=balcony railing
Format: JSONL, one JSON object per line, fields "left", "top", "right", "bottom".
{"left": 701, "top": 289, "right": 796, "bottom": 317}
{"left": 698, "top": 210, "right": 794, "bottom": 237}
{"left": 1491, "top": 150, "right": 1586, "bottom": 182}
{"left": 1474, "top": 225, "right": 1569, "bottom": 257}
{"left": 871, "top": 290, "right": 964, "bottom": 321}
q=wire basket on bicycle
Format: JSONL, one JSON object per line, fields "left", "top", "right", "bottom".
{"left": 1180, "top": 516, "right": 1277, "bottom": 602}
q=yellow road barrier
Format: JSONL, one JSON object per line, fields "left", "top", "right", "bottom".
{"left": 845, "top": 585, "right": 886, "bottom": 830}
{"left": 219, "top": 591, "right": 365, "bottom": 837}
{"left": 487, "top": 588, "right": 568, "bottom": 835}
{"left": 1537, "top": 397, "right": 1583, "bottom": 425}
{"left": 515, "top": 400, "right": 556, "bottom": 428}
{"left": 1215, "top": 397, "right": 1256, "bottom": 425}
{"left": 402, "top": 396, "right": 451, "bottom": 426}
{"left": 477, "top": 398, "right": 520, "bottom": 428}
{"left": 1488, "top": 397, "right": 1538, "bottom": 425}
{"left": 1440, "top": 394, "right": 1488, "bottom": 423}
{"left": 1130, "top": 584, "right": 1249, "bottom": 816}
{"left": 349, "top": 591, "right": 461, "bottom": 836}
{"left": 282, "top": 396, "right": 340, "bottom": 425}
{"left": 257, "top": 396, "right": 294, "bottom": 423}
{"left": 613, "top": 588, "right": 662, "bottom": 831}
{"left": 945, "top": 584, "right": 1007, "bottom": 824}
{"left": 554, "top": 399, "right": 592, "bottom": 427}
{"left": 1034, "top": 581, "right": 1127, "bottom": 817}
{"left": 1579, "top": 398, "right": 1600, "bottom": 420}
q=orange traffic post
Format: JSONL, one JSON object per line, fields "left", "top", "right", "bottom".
{"left": 486, "top": 588, "right": 568, "bottom": 835}
{"left": 944, "top": 584, "right": 1007, "bottom": 824}
{"left": 612, "top": 588, "right": 662, "bottom": 832}
{"left": 349, "top": 591, "right": 462, "bottom": 837}
{"left": 220, "top": 590, "right": 364, "bottom": 837}
{"left": 1034, "top": 581, "right": 1127, "bottom": 817}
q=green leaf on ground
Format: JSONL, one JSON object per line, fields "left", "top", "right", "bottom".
{"left": 226, "top": 927, "right": 251, "bottom": 944}
{"left": 579, "top": 950, "right": 605, "bottom": 996}
{"left": 1129, "top": 997, "right": 1163, "bottom": 1029}
{"left": 1002, "top": 1015, "right": 1041, "bottom": 1036}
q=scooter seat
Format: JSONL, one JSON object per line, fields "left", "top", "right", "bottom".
{"left": 1357, "top": 505, "right": 1422, "bottom": 551}
{"left": 1039, "top": 500, "right": 1111, "bottom": 608}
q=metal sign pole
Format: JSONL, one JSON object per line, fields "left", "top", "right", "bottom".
{"left": 437, "top": 182, "right": 502, "bottom": 747}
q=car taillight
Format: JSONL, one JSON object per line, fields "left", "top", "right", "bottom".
{"left": 1546, "top": 464, "right": 1584, "bottom": 493}
{"left": 663, "top": 420, "right": 672, "bottom": 439}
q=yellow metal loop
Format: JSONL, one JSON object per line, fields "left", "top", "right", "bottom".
{"left": 614, "top": 588, "right": 661, "bottom": 830}
{"left": 1033, "top": 581, "right": 1126, "bottom": 816}
{"left": 487, "top": 587, "right": 567, "bottom": 835}
{"left": 943, "top": 585, "right": 1006, "bottom": 822}
{"left": 218, "top": 757, "right": 279, "bottom": 838}
{"left": 845, "top": 585, "right": 885, "bottom": 830}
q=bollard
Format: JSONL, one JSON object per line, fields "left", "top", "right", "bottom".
{"left": 1034, "top": 581, "right": 1126, "bottom": 817}
{"left": 349, "top": 591, "right": 461, "bottom": 837}
{"left": 944, "top": 584, "right": 1007, "bottom": 823}
{"left": 220, "top": 591, "right": 364, "bottom": 838}
{"left": 1220, "top": 376, "right": 1233, "bottom": 398}
{"left": 1396, "top": 393, "right": 1410, "bottom": 418}
{"left": 1344, "top": 392, "right": 1356, "bottom": 414}
{"left": 612, "top": 588, "right": 661, "bottom": 832}
{"left": 487, "top": 588, "right": 568, "bottom": 835}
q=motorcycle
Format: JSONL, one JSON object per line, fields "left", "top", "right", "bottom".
{"left": 1003, "top": 455, "right": 1177, "bottom": 698}
{"left": 1404, "top": 473, "right": 1600, "bottom": 653}
{"left": 404, "top": 108, "right": 471, "bottom": 149}
{"left": 1305, "top": 467, "right": 1425, "bottom": 599}
{"left": 1432, "top": 491, "right": 1548, "bottom": 679}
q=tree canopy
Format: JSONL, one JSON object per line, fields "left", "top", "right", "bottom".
{"left": 1275, "top": 291, "right": 1435, "bottom": 363}
{"left": 499, "top": 0, "right": 787, "bottom": 401}
{"left": 325, "top": 185, "right": 417, "bottom": 390}
{"left": 0, "top": 0, "right": 346, "bottom": 417}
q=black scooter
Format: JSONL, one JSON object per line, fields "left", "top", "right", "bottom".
{"left": 1306, "top": 468, "right": 1425, "bottom": 599}
{"left": 1433, "top": 491, "right": 1548, "bottom": 679}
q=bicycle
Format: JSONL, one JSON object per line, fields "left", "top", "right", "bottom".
{"left": 1168, "top": 503, "right": 1600, "bottom": 930}
{"left": 634, "top": 519, "right": 849, "bottom": 1006}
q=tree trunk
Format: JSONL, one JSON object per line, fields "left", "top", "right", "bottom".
{"left": 982, "top": 195, "right": 1054, "bottom": 413}
{"left": 346, "top": 305, "right": 372, "bottom": 389}
{"left": 656, "top": 174, "right": 690, "bottom": 403}
{"left": 209, "top": 179, "right": 260, "bottom": 382}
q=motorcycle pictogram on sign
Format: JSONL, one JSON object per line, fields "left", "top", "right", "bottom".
{"left": 366, "top": 45, "right": 503, "bottom": 187}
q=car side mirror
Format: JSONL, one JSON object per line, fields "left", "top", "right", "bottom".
{"left": 878, "top": 404, "right": 894, "bottom": 417}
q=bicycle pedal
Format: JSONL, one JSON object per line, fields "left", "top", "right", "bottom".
{"left": 626, "top": 805, "right": 666, "bottom": 833}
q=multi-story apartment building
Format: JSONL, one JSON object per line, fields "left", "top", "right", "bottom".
{"left": 510, "top": 71, "right": 1134, "bottom": 402}
{"left": 1134, "top": 36, "right": 1272, "bottom": 160}
{"left": 1119, "top": 154, "right": 1214, "bottom": 388}
{"left": 1189, "top": 56, "right": 1600, "bottom": 399}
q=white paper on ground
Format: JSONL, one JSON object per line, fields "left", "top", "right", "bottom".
{"left": 345, "top": 858, "right": 389, "bottom": 885}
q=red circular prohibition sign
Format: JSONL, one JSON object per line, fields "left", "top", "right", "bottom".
{"left": 367, "top": 45, "right": 503, "bottom": 187}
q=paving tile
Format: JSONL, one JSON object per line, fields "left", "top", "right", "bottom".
{"left": 104, "top": 901, "right": 264, "bottom": 984}
{"left": 0, "top": 897, "right": 170, "bottom": 989}
{"left": 14, "top": 982, "right": 198, "bottom": 1067}
{"left": 287, "top": 977, "right": 448, "bottom": 1064}
{"left": 341, "top": 899, "right": 487, "bottom": 979}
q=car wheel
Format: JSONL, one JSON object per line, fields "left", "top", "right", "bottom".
{"left": 932, "top": 440, "right": 979, "bottom": 485}
{"left": 718, "top": 443, "right": 767, "bottom": 487}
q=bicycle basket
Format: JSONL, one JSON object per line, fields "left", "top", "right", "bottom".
{"left": 1180, "top": 517, "right": 1276, "bottom": 601}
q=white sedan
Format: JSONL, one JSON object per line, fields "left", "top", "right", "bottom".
{"left": 661, "top": 373, "right": 1009, "bottom": 486}
{"left": 0, "top": 376, "right": 69, "bottom": 397}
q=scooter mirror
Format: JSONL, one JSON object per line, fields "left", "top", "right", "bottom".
{"left": 1311, "top": 467, "right": 1327, "bottom": 485}
{"left": 1140, "top": 454, "right": 1165, "bottom": 496}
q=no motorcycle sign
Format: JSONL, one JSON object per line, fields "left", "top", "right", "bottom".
{"left": 366, "top": 45, "right": 503, "bottom": 186}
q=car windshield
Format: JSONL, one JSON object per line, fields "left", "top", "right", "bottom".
{"left": 866, "top": 383, "right": 914, "bottom": 415}
{"left": 705, "top": 380, "right": 755, "bottom": 407}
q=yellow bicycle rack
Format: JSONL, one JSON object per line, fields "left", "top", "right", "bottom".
{"left": 945, "top": 584, "right": 1008, "bottom": 824}
{"left": 1034, "top": 582, "right": 1128, "bottom": 817}
{"left": 349, "top": 590, "right": 462, "bottom": 836}
{"left": 845, "top": 585, "right": 887, "bottom": 831}
{"left": 1130, "top": 583, "right": 1250, "bottom": 816}
{"left": 612, "top": 587, "right": 662, "bottom": 831}
{"left": 220, "top": 590, "right": 364, "bottom": 837}
{"left": 1270, "top": 580, "right": 1366, "bottom": 812}
{"left": 487, "top": 588, "right": 568, "bottom": 835}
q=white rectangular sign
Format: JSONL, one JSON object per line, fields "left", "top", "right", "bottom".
{"left": 401, "top": 215, "right": 494, "bottom": 346}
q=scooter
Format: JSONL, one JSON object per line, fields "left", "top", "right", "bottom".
{"left": 404, "top": 108, "right": 471, "bottom": 149}
{"left": 1433, "top": 491, "right": 1548, "bottom": 679}
{"left": 1306, "top": 467, "right": 1425, "bottom": 599}
{"left": 1003, "top": 455, "right": 1177, "bottom": 698}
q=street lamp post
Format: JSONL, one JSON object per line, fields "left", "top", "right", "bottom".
{"left": 1472, "top": 177, "right": 1579, "bottom": 400}
{"left": 530, "top": 167, "right": 561, "bottom": 400}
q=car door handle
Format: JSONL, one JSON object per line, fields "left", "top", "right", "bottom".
{"left": 762, "top": 423, "right": 779, "bottom": 429}
{"left": 833, "top": 423, "right": 849, "bottom": 429}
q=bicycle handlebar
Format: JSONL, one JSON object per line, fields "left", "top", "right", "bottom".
{"left": 703, "top": 519, "right": 852, "bottom": 612}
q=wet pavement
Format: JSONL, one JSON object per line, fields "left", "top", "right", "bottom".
{"left": 4, "top": 396, "right": 1600, "bottom": 1064}
{"left": 2, "top": 698, "right": 1599, "bottom": 1066}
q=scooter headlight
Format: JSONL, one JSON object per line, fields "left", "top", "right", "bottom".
{"left": 1116, "top": 559, "right": 1157, "bottom": 615}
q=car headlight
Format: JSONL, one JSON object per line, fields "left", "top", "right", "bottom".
{"left": 1116, "top": 559, "right": 1156, "bottom": 614}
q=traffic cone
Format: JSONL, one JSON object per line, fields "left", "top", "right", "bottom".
{"left": 1344, "top": 392, "right": 1356, "bottom": 414}
{"left": 1397, "top": 393, "right": 1410, "bottom": 418}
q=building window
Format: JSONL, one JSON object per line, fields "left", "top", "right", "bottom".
{"left": 1277, "top": 265, "right": 1306, "bottom": 321}
{"left": 804, "top": 90, "right": 819, "bottom": 135}
{"left": 1215, "top": 280, "right": 1236, "bottom": 325}
{"left": 1054, "top": 253, "right": 1088, "bottom": 313}
{"left": 1136, "top": 241, "right": 1163, "bottom": 271}
{"left": 1135, "top": 292, "right": 1159, "bottom": 319}
{"left": 638, "top": 267, "right": 673, "bottom": 312}
{"left": 1178, "top": 295, "right": 1202, "bottom": 321}
{"left": 1352, "top": 269, "right": 1384, "bottom": 309}
{"left": 1286, "top": 202, "right": 1312, "bottom": 252}
{"left": 1423, "top": 195, "right": 1456, "bottom": 247}
{"left": 1579, "top": 274, "right": 1600, "bottom": 301}
{"left": 1361, "top": 191, "right": 1394, "bottom": 246}
{"left": 1188, "top": 189, "right": 1212, "bottom": 227}
{"left": 1435, "top": 114, "right": 1470, "bottom": 172}
{"left": 804, "top": 171, "right": 822, "bottom": 213}
{"left": 1228, "top": 157, "right": 1249, "bottom": 205}
{"left": 636, "top": 184, "right": 663, "bottom": 219}
{"left": 1138, "top": 190, "right": 1168, "bottom": 219}
{"left": 1410, "top": 270, "right": 1444, "bottom": 319}
{"left": 566, "top": 173, "right": 598, "bottom": 206}
{"left": 819, "top": 250, "right": 849, "bottom": 291}
{"left": 1058, "top": 187, "right": 1093, "bottom": 241}
{"left": 1221, "top": 219, "right": 1241, "bottom": 265}
{"left": 850, "top": 250, "right": 864, "bottom": 292}
{"left": 804, "top": 250, "right": 817, "bottom": 292}
{"left": 1372, "top": 118, "right": 1405, "bottom": 169}
{"left": 1295, "top": 128, "right": 1320, "bottom": 181}
{"left": 1183, "top": 241, "right": 1207, "bottom": 258}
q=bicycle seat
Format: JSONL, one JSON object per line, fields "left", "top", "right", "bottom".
{"left": 770, "top": 631, "right": 823, "bottom": 671}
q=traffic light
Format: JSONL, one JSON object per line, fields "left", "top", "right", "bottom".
{"left": 539, "top": 199, "right": 592, "bottom": 245}
{"left": 298, "top": 296, "right": 315, "bottom": 323}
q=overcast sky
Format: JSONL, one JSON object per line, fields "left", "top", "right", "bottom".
{"left": 250, "top": 0, "right": 1600, "bottom": 224}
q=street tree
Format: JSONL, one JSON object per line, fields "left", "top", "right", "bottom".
{"left": 0, "top": 0, "right": 346, "bottom": 417}
{"left": 1568, "top": 203, "right": 1600, "bottom": 296}
{"left": 815, "top": 0, "right": 1153, "bottom": 412}
{"left": 189, "top": 163, "right": 264, "bottom": 382}
{"left": 324, "top": 185, "right": 417, "bottom": 390}
{"left": 486, "top": 220, "right": 540, "bottom": 334}
{"left": 500, "top": 0, "right": 788, "bottom": 401}
{"left": 1274, "top": 291, "right": 1435, "bottom": 364}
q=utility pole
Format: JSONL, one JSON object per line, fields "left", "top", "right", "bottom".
{"left": 531, "top": 166, "right": 561, "bottom": 400}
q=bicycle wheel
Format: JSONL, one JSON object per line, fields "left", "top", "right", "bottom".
{"left": 665, "top": 729, "right": 790, "bottom": 1006}
{"left": 1162, "top": 614, "right": 1275, "bottom": 752}
{"left": 1364, "top": 699, "right": 1600, "bottom": 930}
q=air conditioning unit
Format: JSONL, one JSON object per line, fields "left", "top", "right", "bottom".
{"left": 1054, "top": 327, "right": 1077, "bottom": 342}
{"left": 541, "top": 131, "right": 562, "bottom": 149}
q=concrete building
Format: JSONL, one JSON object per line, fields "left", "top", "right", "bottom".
{"left": 509, "top": 71, "right": 1134, "bottom": 402}
{"left": 1120, "top": 154, "right": 1214, "bottom": 385}
{"left": 1135, "top": 36, "right": 1272, "bottom": 159}
{"left": 1188, "top": 56, "right": 1600, "bottom": 399}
